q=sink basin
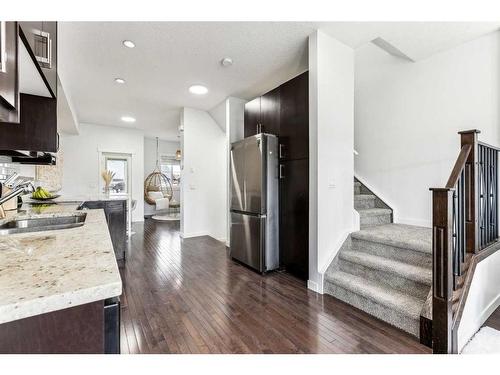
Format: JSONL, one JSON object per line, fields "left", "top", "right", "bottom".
{"left": 0, "top": 213, "right": 87, "bottom": 235}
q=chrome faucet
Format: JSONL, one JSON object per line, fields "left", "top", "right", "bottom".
{"left": 0, "top": 181, "right": 35, "bottom": 219}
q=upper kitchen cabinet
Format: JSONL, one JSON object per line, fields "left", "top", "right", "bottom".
{"left": 279, "top": 72, "right": 309, "bottom": 161}
{"left": 244, "top": 87, "right": 280, "bottom": 137}
{"left": 244, "top": 97, "right": 261, "bottom": 137}
{"left": 0, "top": 21, "right": 58, "bottom": 158}
{"left": 18, "top": 22, "right": 57, "bottom": 97}
{"left": 260, "top": 87, "right": 280, "bottom": 136}
{"left": 0, "top": 22, "right": 20, "bottom": 124}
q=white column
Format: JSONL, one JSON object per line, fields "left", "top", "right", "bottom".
{"left": 308, "top": 30, "right": 355, "bottom": 293}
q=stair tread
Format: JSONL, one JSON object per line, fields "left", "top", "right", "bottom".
{"left": 357, "top": 208, "right": 392, "bottom": 217}
{"left": 340, "top": 251, "right": 431, "bottom": 285}
{"left": 354, "top": 194, "right": 376, "bottom": 201}
{"left": 352, "top": 223, "right": 431, "bottom": 254}
{"left": 325, "top": 271, "right": 423, "bottom": 319}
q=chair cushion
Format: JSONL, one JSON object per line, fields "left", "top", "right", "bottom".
{"left": 148, "top": 191, "right": 164, "bottom": 200}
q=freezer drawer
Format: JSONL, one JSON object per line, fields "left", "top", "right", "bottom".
{"left": 230, "top": 212, "right": 264, "bottom": 272}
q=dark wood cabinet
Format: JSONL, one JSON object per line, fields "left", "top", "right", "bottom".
{"left": 279, "top": 72, "right": 309, "bottom": 161}
{"left": 18, "top": 22, "right": 57, "bottom": 96}
{"left": 0, "top": 21, "right": 58, "bottom": 156}
{"left": 244, "top": 87, "right": 280, "bottom": 137}
{"left": 280, "top": 158, "right": 309, "bottom": 280}
{"left": 244, "top": 97, "right": 261, "bottom": 137}
{"left": 0, "top": 22, "right": 20, "bottom": 123}
{"left": 106, "top": 201, "right": 127, "bottom": 261}
{"left": 0, "top": 93, "right": 57, "bottom": 152}
{"left": 81, "top": 200, "right": 127, "bottom": 262}
{"left": 260, "top": 87, "right": 280, "bottom": 135}
{"left": 243, "top": 71, "right": 309, "bottom": 281}
{"left": 0, "top": 300, "right": 105, "bottom": 354}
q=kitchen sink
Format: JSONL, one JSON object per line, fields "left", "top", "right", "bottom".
{"left": 0, "top": 213, "right": 87, "bottom": 235}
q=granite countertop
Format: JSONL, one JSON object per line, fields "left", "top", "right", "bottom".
{"left": 0, "top": 204, "right": 122, "bottom": 324}
{"left": 22, "top": 194, "right": 129, "bottom": 205}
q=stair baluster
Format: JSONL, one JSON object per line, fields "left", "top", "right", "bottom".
{"left": 430, "top": 129, "right": 500, "bottom": 354}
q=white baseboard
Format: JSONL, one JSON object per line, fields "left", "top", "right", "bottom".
{"left": 180, "top": 231, "right": 210, "bottom": 239}
{"left": 307, "top": 280, "right": 322, "bottom": 294}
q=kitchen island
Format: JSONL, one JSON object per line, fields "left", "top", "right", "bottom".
{"left": 0, "top": 203, "right": 122, "bottom": 353}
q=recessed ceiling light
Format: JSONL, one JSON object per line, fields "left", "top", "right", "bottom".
{"left": 115, "top": 78, "right": 125, "bottom": 84}
{"left": 122, "top": 40, "right": 135, "bottom": 48}
{"left": 121, "top": 116, "right": 136, "bottom": 123}
{"left": 189, "top": 85, "right": 208, "bottom": 95}
{"left": 221, "top": 57, "right": 233, "bottom": 67}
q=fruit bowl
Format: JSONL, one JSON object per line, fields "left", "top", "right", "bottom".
{"left": 31, "top": 194, "right": 60, "bottom": 201}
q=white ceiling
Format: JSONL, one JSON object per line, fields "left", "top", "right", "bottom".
{"left": 313, "top": 22, "right": 500, "bottom": 61}
{"left": 58, "top": 22, "right": 500, "bottom": 141}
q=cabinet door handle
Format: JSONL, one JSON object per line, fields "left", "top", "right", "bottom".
{"left": 279, "top": 144, "right": 285, "bottom": 159}
{"left": 279, "top": 164, "right": 285, "bottom": 179}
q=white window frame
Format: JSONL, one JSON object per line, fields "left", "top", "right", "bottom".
{"left": 98, "top": 151, "right": 132, "bottom": 198}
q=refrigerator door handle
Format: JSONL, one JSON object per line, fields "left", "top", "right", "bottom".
{"left": 279, "top": 164, "right": 285, "bottom": 179}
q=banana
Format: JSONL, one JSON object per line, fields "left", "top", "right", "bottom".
{"left": 32, "top": 187, "right": 52, "bottom": 199}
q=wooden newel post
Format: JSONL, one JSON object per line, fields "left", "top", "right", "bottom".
{"left": 430, "top": 188, "right": 454, "bottom": 353}
{"left": 458, "top": 129, "right": 480, "bottom": 254}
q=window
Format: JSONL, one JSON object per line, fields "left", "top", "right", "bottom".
{"left": 159, "top": 154, "right": 181, "bottom": 186}
{"left": 105, "top": 156, "right": 129, "bottom": 195}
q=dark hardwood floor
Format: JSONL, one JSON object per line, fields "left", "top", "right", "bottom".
{"left": 119, "top": 219, "right": 430, "bottom": 354}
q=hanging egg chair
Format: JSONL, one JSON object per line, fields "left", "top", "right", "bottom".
{"left": 144, "top": 138, "right": 173, "bottom": 205}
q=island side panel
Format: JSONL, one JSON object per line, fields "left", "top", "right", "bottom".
{"left": 0, "top": 300, "right": 104, "bottom": 354}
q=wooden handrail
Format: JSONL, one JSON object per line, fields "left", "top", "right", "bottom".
{"left": 445, "top": 144, "right": 471, "bottom": 189}
{"left": 430, "top": 129, "right": 500, "bottom": 353}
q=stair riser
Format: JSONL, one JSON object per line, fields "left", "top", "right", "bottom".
{"left": 360, "top": 213, "right": 392, "bottom": 228}
{"left": 338, "top": 257, "right": 430, "bottom": 299}
{"left": 354, "top": 198, "right": 376, "bottom": 210}
{"left": 352, "top": 238, "right": 432, "bottom": 266}
{"left": 354, "top": 185, "right": 361, "bottom": 195}
{"left": 324, "top": 281, "right": 420, "bottom": 337}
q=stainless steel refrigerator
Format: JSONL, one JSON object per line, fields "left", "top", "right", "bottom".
{"left": 230, "top": 133, "right": 279, "bottom": 273}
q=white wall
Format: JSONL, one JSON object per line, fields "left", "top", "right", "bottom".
{"left": 143, "top": 137, "right": 181, "bottom": 216}
{"left": 209, "top": 100, "right": 227, "bottom": 133}
{"left": 227, "top": 97, "right": 246, "bottom": 144}
{"left": 60, "top": 123, "right": 145, "bottom": 222}
{"left": 355, "top": 31, "right": 500, "bottom": 227}
{"left": 181, "top": 107, "right": 227, "bottom": 241}
{"left": 458, "top": 249, "right": 500, "bottom": 352}
{"left": 309, "top": 30, "right": 355, "bottom": 293}
{"left": 210, "top": 97, "right": 247, "bottom": 246}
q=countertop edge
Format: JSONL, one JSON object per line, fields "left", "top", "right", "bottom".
{"left": 0, "top": 281, "right": 122, "bottom": 325}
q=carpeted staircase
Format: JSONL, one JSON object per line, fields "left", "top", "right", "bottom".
{"left": 324, "top": 179, "right": 432, "bottom": 338}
